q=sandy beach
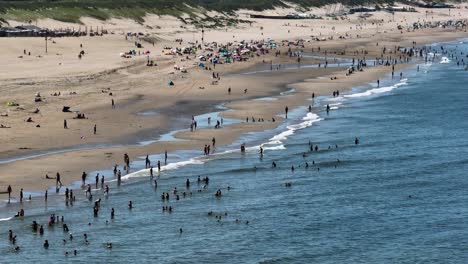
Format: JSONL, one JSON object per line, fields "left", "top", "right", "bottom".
{"left": 1, "top": 4, "right": 468, "bottom": 199}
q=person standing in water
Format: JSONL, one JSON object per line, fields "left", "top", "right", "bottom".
{"left": 95, "top": 173, "right": 99, "bottom": 189}
{"left": 164, "top": 151, "right": 168, "bottom": 165}
{"left": 285, "top": 106, "right": 289, "bottom": 119}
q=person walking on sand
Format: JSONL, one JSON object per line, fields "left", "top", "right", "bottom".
{"left": 145, "top": 155, "right": 150, "bottom": 169}
{"left": 64, "top": 119, "right": 68, "bottom": 129}
{"left": 111, "top": 99, "right": 115, "bottom": 109}
{"left": 124, "top": 153, "right": 130, "bottom": 168}
{"left": 7, "top": 185, "right": 12, "bottom": 203}
{"left": 93, "top": 124, "right": 97, "bottom": 135}
{"left": 20, "top": 188, "right": 23, "bottom": 203}
{"left": 285, "top": 106, "right": 289, "bottom": 119}
{"left": 56, "top": 172, "right": 63, "bottom": 188}
{"left": 82, "top": 172, "right": 87, "bottom": 186}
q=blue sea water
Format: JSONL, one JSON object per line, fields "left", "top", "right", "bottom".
{"left": 0, "top": 41, "right": 467, "bottom": 263}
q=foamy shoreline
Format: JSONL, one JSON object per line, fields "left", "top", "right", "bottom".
{"left": 1, "top": 6, "right": 467, "bottom": 206}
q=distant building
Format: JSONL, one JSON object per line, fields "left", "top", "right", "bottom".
{"left": 0, "top": 25, "right": 45, "bottom": 37}
{"left": 0, "top": 27, "right": 22, "bottom": 37}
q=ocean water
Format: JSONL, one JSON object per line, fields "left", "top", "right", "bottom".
{"left": 1, "top": 41, "right": 467, "bottom": 263}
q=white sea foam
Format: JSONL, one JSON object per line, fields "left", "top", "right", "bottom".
{"left": 326, "top": 96, "right": 345, "bottom": 102}
{"left": 121, "top": 158, "right": 205, "bottom": 180}
{"left": 262, "top": 145, "right": 286, "bottom": 151}
{"left": 440, "top": 57, "right": 450, "bottom": 64}
{"left": 344, "top": 79, "right": 408, "bottom": 98}
{"left": 0, "top": 217, "right": 13, "bottom": 221}
{"left": 269, "top": 129, "right": 294, "bottom": 142}
{"left": 268, "top": 112, "right": 321, "bottom": 145}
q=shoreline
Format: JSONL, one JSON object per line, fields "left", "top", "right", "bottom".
{"left": 0, "top": 64, "right": 411, "bottom": 214}
{"left": 0, "top": 55, "right": 433, "bottom": 209}
{"left": 1, "top": 12, "right": 467, "bottom": 207}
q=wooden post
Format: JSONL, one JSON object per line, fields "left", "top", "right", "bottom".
{"left": 45, "top": 32, "right": 48, "bottom": 54}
